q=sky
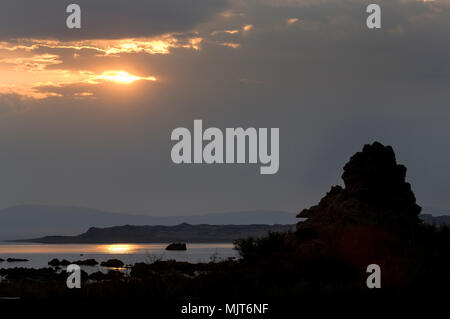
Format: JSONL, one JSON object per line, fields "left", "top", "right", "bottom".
{"left": 0, "top": 0, "right": 449, "bottom": 216}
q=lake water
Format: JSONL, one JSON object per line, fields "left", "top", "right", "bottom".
{"left": 0, "top": 242, "right": 238, "bottom": 273}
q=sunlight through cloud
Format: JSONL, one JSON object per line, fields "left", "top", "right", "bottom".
{"left": 92, "top": 71, "right": 157, "bottom": 84}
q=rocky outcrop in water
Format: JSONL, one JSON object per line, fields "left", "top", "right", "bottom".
{"left": 48, "top": 258, "right": 71, "bottom": 266}
{"left": 72, "top": 259, "right": 98, "bottom": 266}
{"left": 166, "top": 243, "right": 187, "bottom": 251}
{"left": 6, "top": 258, "right": 29, "bottom": 262}
{"left": 101, "top": 259, "right": 124, "bottom": 267}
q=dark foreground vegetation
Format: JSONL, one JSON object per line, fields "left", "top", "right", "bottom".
{"left": 1, "top": 142, "right": 450, "bottom": 303}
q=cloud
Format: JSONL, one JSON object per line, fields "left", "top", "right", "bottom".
{"left": 219, "top": 42, "right": 241, "bottom": 48}
{"left": 0, "top": 0, "right": 228, "bottom": 41}
{"left": 0, "top": 35, "right": 203, "bottom": 57}
{"left": 239, "top": 77, "right": 262, "bottom": 85}
{"left": 1, "top": 0, "right": 450, "bottom": 215}
{"left": 211, "top": 29, "right": 240, "bottom": 35}
{"left": 1, "top": 69, "right": 157, "bottom": 99}
{"left": 242, "top": 24, "right": 254, "bottom": 31}
{"left": 0, "top": 34, "right": 201, "bottom": 99}
{"left": 286, "top": 18, "right": 299, "bottom": 24}
{"left": 0, "top": 53, "right": 62, "bottom": 72}
{"left": 0, "top": 93, "right": 28, "bottom": 114}
{"left": 245, "top": 0, "right": 450, "bottom": 7}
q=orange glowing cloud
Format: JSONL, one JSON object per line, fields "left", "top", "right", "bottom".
{"left": 0, "top": 34, "right": 203, "bottom": 57}
{"left": 0, "top": 33, "right": 203, "bottom": 99}
{"left": 0, "top": 27, "right": 247, "bottom": 100}
{"left": 219, "top": 42, "right": 241, "bottom": 49}
{"left": 211, "top": 29, "right": 240, "bottom": 35}
{"left": 0, "top": 53, "right": 62, "bottom": 72}
{"left": 0, "top": 68, "right": 157, "bottom": 99}
{"left": 0, "top": 36, "right": 172, "bottom": 99}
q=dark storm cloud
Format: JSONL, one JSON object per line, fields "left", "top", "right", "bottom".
{"left": 0, "top": 0, "right": 228, "bottom": 40}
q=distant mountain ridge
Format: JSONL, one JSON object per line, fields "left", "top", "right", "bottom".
{"left": 0, "top": 204, "right": 447, "bottom": 241}
{"left": 421, "top": 207, "right": 450, "bottom": 216}
{"left": 14, "top": 223, "right": 295, "bottom": 244}
{"left": 420, "top": 214, "right": 450, "bottom": 226}
{"left": 0, "top": 205, "right": 297, "bottom": 240}
{"left": 420, "top": 207, "right": 450, "bottom": 226}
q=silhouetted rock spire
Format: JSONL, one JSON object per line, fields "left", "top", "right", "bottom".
{"left": 297, "top": 142, "right": 421, "bottom": 233}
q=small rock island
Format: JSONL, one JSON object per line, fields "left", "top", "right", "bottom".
{"left": 165, "top": 243, "right": 187, "bottom": 251}
{"left": 101, "top": 259, "right": 125, "bottom": 267}
{"left": 6, "top": 258, "right": 29, "bottom": 262}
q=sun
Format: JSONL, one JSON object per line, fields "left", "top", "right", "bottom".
{"left": 97, "top": 70, "right": 156, "bottom": 84}
{"left": 106, "top": 71, "right": 140, "bottom": 84}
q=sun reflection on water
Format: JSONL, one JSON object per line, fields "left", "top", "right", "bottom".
{"left": 103, "top": 244, "right": 137, "bottom": 254}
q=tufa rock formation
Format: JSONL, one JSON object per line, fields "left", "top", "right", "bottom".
{"left": 297, "top": 142, "right": 421, "bottom": 234}
{"left": 294, "top": 142, "right": 423, "bottom": 283}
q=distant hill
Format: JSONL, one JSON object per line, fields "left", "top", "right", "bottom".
{"left": 1, "top": 204, "right": 447, "bottom": 241}
{"left": 420, "top": 214, "right": 450, "bottom": 226}
{"left": 14, "top": 223, "right": 295, "bottom": 244}
{"left": 0, "top": 205, "right": 297, "bottom": 240}
{"left": 421, "top": 207, "right": 450, "bottom": 216}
